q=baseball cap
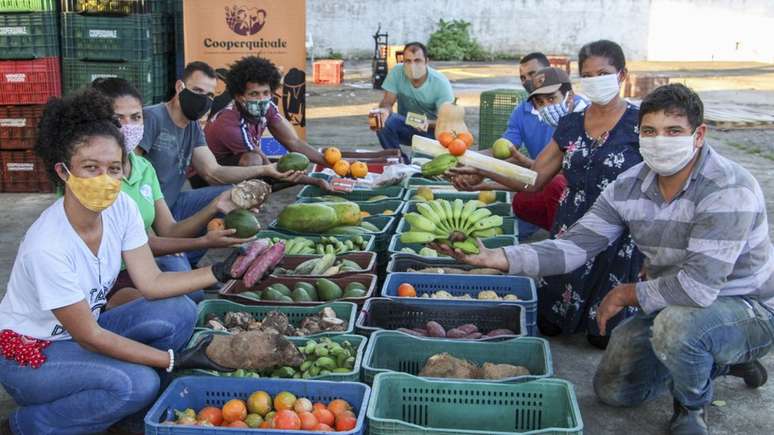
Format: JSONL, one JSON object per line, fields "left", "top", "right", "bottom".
{"left": 528, "top": 67, "right": 570, "bottom": 99}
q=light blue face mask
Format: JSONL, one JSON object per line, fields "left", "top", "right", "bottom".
{"left": 245, "top": 98, "right": 272, "bottom": 118}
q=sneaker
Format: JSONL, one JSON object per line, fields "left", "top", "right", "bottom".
{"left": 729, "top": 360, "right": 768, "bottom": 388}
{"left": 670, "top": 399, "right": 708, "bottom": 435}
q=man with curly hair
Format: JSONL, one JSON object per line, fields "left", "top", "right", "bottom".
{"left": 205, "top": 55, "right": 330, "bottom": 191}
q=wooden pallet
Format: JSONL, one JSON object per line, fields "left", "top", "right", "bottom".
{"left": 704, "top": 104, "right": 774, "bottom": 129}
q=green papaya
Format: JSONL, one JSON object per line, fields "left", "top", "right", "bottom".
{"left": 291, "top": 287, "right": 313, "bottom": 302}
{"left": 277, "top": 152, "right": 310, "bottom": 172}
{"left": 342, "top": 288, "right": 367, "bottom": 299}
{"left": 421, "top": 154, "right": 458, "bottom": 177}
{"left": 294, "top": 282, "right": 318, "bottom": 300}
{"left": 268, "top": 283, "right": 291, "bottom": 297}
{"left": 344, "top": 282, "right": 366, "bottom": 293}
{"left": 224, "top": 209, "right": 261, "bottom": 238}
{"left": 316, "top": 278, "right": 343, "bottom": 301}
{"left": 277, "top": 203, "right": 338, "bottom": 233}
{"left": 261, "top": 288, "right": 285, "bottom": 301}
{"left": 315, "top": 202, "right": 362, "bottom": 226}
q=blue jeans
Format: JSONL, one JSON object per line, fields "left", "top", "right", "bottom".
{"left": 155, "top": 254, "right": 204, "bottom": 303}
{"left": 375, "top": 113, "right": 434, "bottom": 162}
{"left": 169, "top": 185, "right": 231, "bottom": 266}
{"left": 594, "top": 297, "right": 774, "bottom": 409}
{"left": 0, "top": 296, "right": 196, "bottom": 434}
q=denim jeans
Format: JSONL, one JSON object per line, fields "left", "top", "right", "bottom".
{"left": 594, "top": 296, "right": 774, "bottom": 409}
{"left": 169, "top": 185, "right": 231, "bottom": 266}
{"left": 375, "top": 113, "right": 434, "bottom": 162}
{"left": 155, "top": 254, "right": 204, "bottom": 303}
{"left": 0, "top": 296, "right": 196, "bottom": 434}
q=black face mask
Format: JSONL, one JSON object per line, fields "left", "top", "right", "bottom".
{"left": 179, "top": 88, "right": 213, "bottom": 121}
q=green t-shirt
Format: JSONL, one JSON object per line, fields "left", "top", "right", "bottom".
{"left": 381, "top": 64, "right": 454, "bottom": 120}
{"left": 122, "top": 152, "right": 163, "bottom": 231}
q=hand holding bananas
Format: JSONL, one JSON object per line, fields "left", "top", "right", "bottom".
{"left": 400, "top": 199, "right": 505, "bottom": 254}
{"left": 430, "top": 238, "right": 509, "bottom": 272}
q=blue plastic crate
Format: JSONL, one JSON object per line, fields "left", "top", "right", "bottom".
{"left": 395, "top": 215, "right": 518, "bottom": 237}
{"left": 261, "top": 136, "right": 288, "bottom": 157}
{"left": 381, "top": 272, "right": 537, "bottom": 334}
{"left": 145, "top": 376, "right": 370, "bottom": 434}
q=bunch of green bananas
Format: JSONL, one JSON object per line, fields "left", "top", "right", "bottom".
{"left": 400, "top": 199, "right": 503, "bottom": 254}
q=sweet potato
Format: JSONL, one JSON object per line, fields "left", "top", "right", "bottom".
{"left": 397, "top": 328, "right": 426, "bottom": 337}
{"left": 481, "top": 362, "right": 530, "bottom": 379}
{"left": 462, "top": 332, "right": 482, "bottom": 340}
{"left": 419, "top": 353, "right": 479, "bottom": 379}
{"left": 446, "top": 328, "right": 467, "bottom": 339}
{"left": 411, "top": 328, "right": 429, "bottom": 336}
{"left": 485, "top": 328, "right": 516, "bottom": 337}
{"left": 231, "top": 239, "right": 271, "bottom": 277}
{"left": 425, "top": 321, "right": 446, "bottom": 338}
{"left": 243, "top": 242, "right": 285, "bottom": 288}
{"left": 456, "top": 324, "right": 478, "bottom": 334}
{"left": 205, "top": 330, "right": 304, "bottom": 370}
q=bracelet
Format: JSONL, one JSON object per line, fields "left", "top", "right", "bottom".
{"left": 165, "top": 349, "right": 175, "bottom": 373}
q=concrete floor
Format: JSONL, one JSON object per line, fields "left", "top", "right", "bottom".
{"left": 2, "top": 60, "right": 774, "bottom": 434}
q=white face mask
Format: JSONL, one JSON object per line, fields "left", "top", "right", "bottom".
{"left": 639, "top": 133, "right": 697, "bottom": 176}
{"left": 580, "top": 73, "right": 620, "bottom": 105}
{"left": 404, "top": 63, "right": 427, "bottom": 80}
{"left": 120, "top": 123, "right": 144, "bottom": 153}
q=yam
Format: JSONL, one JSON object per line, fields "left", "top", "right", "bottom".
{"left": 425, "top": 321, "right": 446, "bottom": 337}
{"left": 485, "top": 328, "right": 516, "bottom": 337}
{"left": 481, "top": 362, "right": 530, "bottom": 379}
{"left": 205, "top": 330, "right": 304, "bottom": 370}
{"left": 446, "top": 328, "right": 467, "bottom": 339}
{"left": 462, "top": 332, "right": 482, "bottom": 340}
{"left": 457, "top": 324, "right": 478, "bottom": 334}
{"left": 419, "top": 353, "right": 479, "bottom": 379}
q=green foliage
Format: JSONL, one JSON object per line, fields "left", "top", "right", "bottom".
{"left": 427, "top": 19, "right": 487, "bottom": 61}
{"left": 325, "top": 49, "right": 344, "bottom": 60}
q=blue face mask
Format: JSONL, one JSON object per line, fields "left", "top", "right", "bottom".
{"left": 244, "top": 98, "right": 272, "bottom": 119}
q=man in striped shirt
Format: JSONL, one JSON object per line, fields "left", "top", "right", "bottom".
{"left": 437, "top": 84, "right": 774, "bottom": 435}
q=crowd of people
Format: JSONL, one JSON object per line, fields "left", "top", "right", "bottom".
{"left": 0, "top": 38, "right": 772, "bottom": 435}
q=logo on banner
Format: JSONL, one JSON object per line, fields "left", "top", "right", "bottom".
{"left": 225, "top": 5, "right": 267, "bottom": 36}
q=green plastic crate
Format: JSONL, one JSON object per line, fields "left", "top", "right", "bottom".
{"left": 0, "top": 12, "right": 59, "bottom": 59}
{"left": 404, "top": 176, "right": 451, "bottom": 187}
{"left": 361, "top": 331, "right": 551, "bottom": 384}
{"left": 62, "top": 58, "right": 153, "bottom": 103}
{"left": 478, "top": 88, "right": 528, "bottom": 150}
{"left": 0, "top": 0, "right": 55, "bottom": 12}
{"left": 61, "top": 13, "right": 170, "bottom": 62}
{"left": 396, "top": 215, "right": 518, "bottom": 237}
{"left": 388, "top": 234, "right": 517, "bottom": 258}
{"left": 296, "top": 197, "right": 405, "bottom": 217}
{"left": 151, "top": 53, "right": 172, "bottom": 103}
{"left": 64, "top": 0, "right": 170, "bottom": 14}
{"left": 402, "top": 200, "right": 513, "bottom": 217}
{"left": 403, "top": 188, "right": 511, "bottom": 204}
{"left": 297, "top": 185, "right": 404, "bottom": 201}
{"left": 270, "top": 215, "right": 396, "bottom": 256}
{"left": 185, "top": 331, "right": 367, "bottom": 382}
{"left": 195, "top": 299, "right": 358, "bottom": 336}
{"left": 254, "top": 230, "right": 376, "bottom": 255}
{"left": 367, "top": 373, "right": 583, "bottom": 435}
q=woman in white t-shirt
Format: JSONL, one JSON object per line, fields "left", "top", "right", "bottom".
{"left": 0, "top": 90, "right": 239, "bottom": 435}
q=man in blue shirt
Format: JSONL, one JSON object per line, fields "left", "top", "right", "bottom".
{"left": 373, "top": 42, "right": 454, "bottom": 161}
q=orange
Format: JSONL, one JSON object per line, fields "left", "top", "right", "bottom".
{"left": 206, "top": 218, "right": 224, "bottom": 232}
{"left": 327, "top": 399, "right": 352, "bottom": 416}
{"left": 197, "top": 406, "right": 223, "bottom": 426}
{"left": 456, "top": 131, "right": 474, "bottom": 147}
{"left": 221, "top": 399, "right": 247, "bottom": 423}
{"left": 315, "top": 423, "right": 334, "bottom": 431}
{"left": 247, "top": 390, "right": 272, "bottom": 416}
{"left": 273, "top": 409, "right": 301, "bottom": 430}
{"left": 333, "top": 159, "right": 351, "bottom": 177}
{"left": 397, "top": 283, "right": 417, "bottom": 297}
{"left": 226, "top": 420, "right": 248, "bottom": 428}
{"left": 298, "top": 411, "right": 319, "bottom": 430}
{"left": 273, "top": 391, "right": 297, "bottom": 411}
{"left": 447, "top": 138, "right": 467, "bottom": 156}
{"left": 324, "top": 147, "right": 342, "bottom": 166}
{"left": 335, "top": 410, "right": 357, "bottom": 431}
{"left": 313, "top": 408, "right": 335, "bottom": 427}
{"left": 350, "top": 161, "right": 368, "bottom": 178}
{"left": 438, "top": 131, "right": 455, "bottom": 147}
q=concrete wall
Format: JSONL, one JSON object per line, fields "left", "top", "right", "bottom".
{"left": 307, "top": 0, "right": 774, "bottom": 62}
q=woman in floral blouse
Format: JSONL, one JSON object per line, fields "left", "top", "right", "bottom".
{"left": 449, "top": 40, "right": 644, "bottom": 349}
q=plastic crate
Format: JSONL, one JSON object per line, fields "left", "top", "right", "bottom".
{"left": 185, "top": 331, "right": 367, "bottom": 383}
{"left": 356, "top": 297, "right": 524, "bottom": 339}
{"left": 385, "top": 253, "right": 506, "bottom": 275}
{"left": 367, "top": 373, "right": 582, "bottom": 435}
{"left": 313, "top": 59, "right": 344, "bottom": 85}
{"left": 195, "top": 299, "right": 358, "bottom": 335}
{"left": 253, "top": 230, "right": 375, "bottom": 255}
{"left": 362, "top": 331, "right": 551, "bottom": 384}
{"left": 478, "top": 88, "right": 528, "bottom": 150}
{"left": 273, "top": 251, "right": 377, "bottom": 278}
{"left": 404, "top": 176, "right": 451, "bottom": 188}
{"left": 62, "top": 58, "right": 152, "bottom": 103}
{"left": 0, "top": 105, "right": 44, "bottom": 150}
{"left": 396, "top": 215, "right": 518, "bottom": 236}
{"left": 295, "top": 197, "right": 405, "bottom": 218}
{"left": 0, "top": 0, "right": 55, "bottom": 12}
{"left": 388, "top": 234, "right": 517, "bottom": 258}
{"left": 0, "top": 149, "right": 53, "bottom": 192}
{"left": 315, "top": 148, "right": 402, "bottom": 161}
{"left": 402, "top": 200, "right": 513, "bottom": 217}
{"left": 297, "top": 184, "right": 404, "bottom": 201}
{"left": 270, "top": 215, "right": 396, "bottom": 254}
{"left": 0, "top": 57, "right": 61, "bottom": 105}
{"left": 219, "top": 273, "right": 377, "bottom": 307}
{"left": 0, "top": 12, "right": 59, "bottom": 59}
{"left": 151, "top": 53, "right": 171, "bottom": 103}
{"left": 403, "top": 188, "right": 511, "bottom": 204}
{"left": 63, "top": 0, "right": 169, "bottom": 14}
{"left": 62, "top": 13, "right": 169, "bottom": 62}
{"left": 145, "top": 376, "right": 370, "bottom": 435}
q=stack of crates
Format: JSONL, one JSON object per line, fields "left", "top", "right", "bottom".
{"left": 0, "top": 0, "right": 61, "bottom": 193}
{"left": 477, "top": 88, "right": 528, "bottom": 150}
{"left": 60, "top": 0, "right": 175, "bottom": 104}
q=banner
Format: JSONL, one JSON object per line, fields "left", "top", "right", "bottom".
{"left": 183, "top": 0, "right": 306, "bottom": 140}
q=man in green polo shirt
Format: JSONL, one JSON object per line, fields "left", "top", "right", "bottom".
{"left": 374, "top": 42, "right": 454, "bottom": 160}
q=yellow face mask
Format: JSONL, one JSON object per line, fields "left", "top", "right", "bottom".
{"left": 63, "top": 164, "right": 121, "bottom": 212}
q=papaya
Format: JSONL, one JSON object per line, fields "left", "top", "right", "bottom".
{"left": 277, "top": 203, "right": 338, "bottom": 233}
{"left": 345, "top": 282, "right": 366, "bottom": 293}
{"left": 261, "top": 288, "right": 285, "bottom": 301}
{"left": 315, "top": 202, "right": 362, "bottom": 226}
{"left": 268, "top": 283, "right": 291, "bottom": 297}
{"left": 277, "top": 152, "right": 310, "bottom": 172}
{"left": 291, "top": 287, "right": 313, "bottom": 302}
{"left": 421, "top": 154, "right": 458, "bottom": 177}
{"left": 224, "top": 209, "right": 261, "bottom": 238}
{"left": 342, "top": 288, "right": 367, "bottom": 299}
{"left": 295, "top": 282, "right": 318, "bottom": 300}
{"left": 315, "top": 278, "right": 343, "bottom": 301}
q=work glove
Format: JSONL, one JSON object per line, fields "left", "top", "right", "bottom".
{"left": 174, "top": 334, "right": 234, "bottom": 372}
{"left": 211, "top": 246, "right": 244, "bottom": 283}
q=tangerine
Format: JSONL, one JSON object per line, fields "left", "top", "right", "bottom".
{"left": 333, "top": 159, "right": 351, "bottom": 177}
{"left": 196, "top": 406, "right": 223, "bottom": 427}
{"left": 327, "top": 399, "right": 352, "bottom": 416}
{"left": 273, "top": 391, "right": 297, "bottom": 411}
{"left": 313, "top": 408, "right": 335, "bottom": 426}
{"left": 324, "top": 147, "right": 342, "bottom": 166}
{"left": 335, "top": 410, "right": 357, "bottom": 431}
{"left": 273, "top": 409, "right": 301, "bottom": 430}
{"left": 438, "top": 131, "right": 455, "bottom": 147}
{"left": 247, "top": 390, "right": 272, "bottom": 416}
{"left": 221, "top": 399, "right": 247, "bottom": 423}
{"left": 456, "top": 131, "right": 474, "bottom": 147}
{"left": 397, "top": 283, "right": 417, "bottom": 297}
{"left": 350, "top": 161, "right": 368, "bottom": 178}
{"left": 447, "top": 138, "right": 467, "bottom": 156}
